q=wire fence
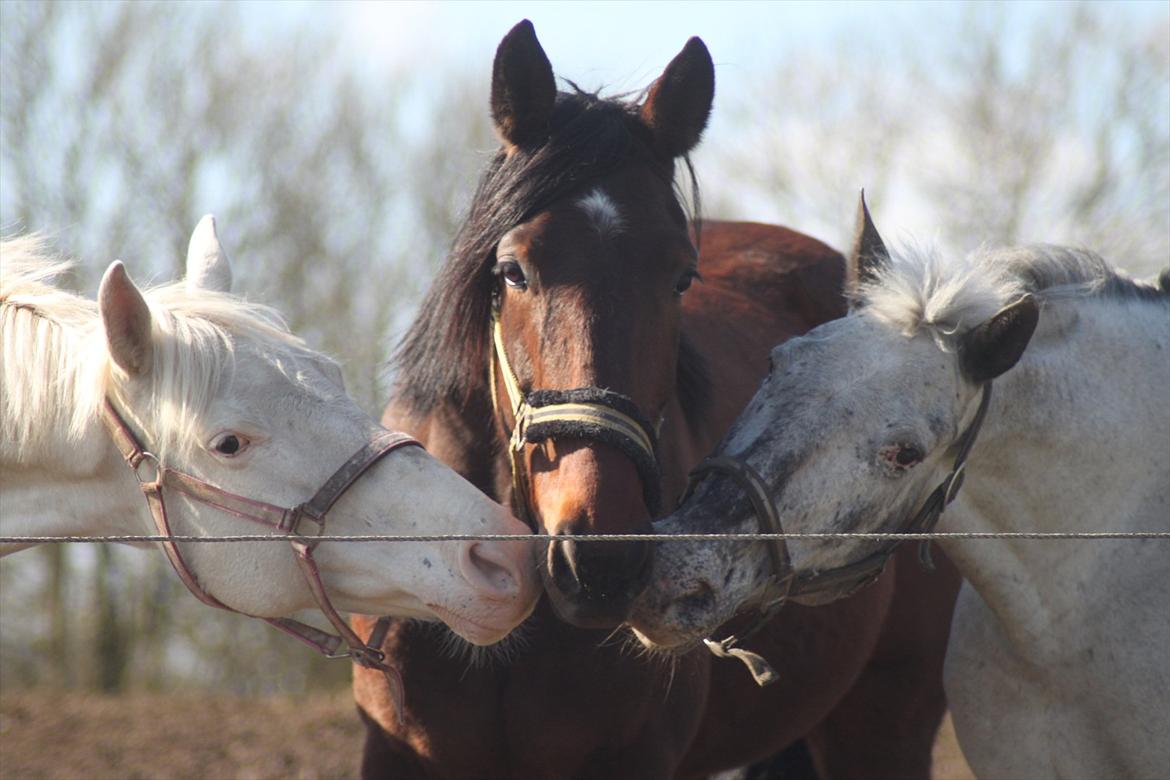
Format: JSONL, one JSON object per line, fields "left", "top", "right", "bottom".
{"left": 3, "top": 531, "right": 1168, "bottom": 545}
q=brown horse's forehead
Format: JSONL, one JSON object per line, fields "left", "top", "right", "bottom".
{"left": 499, "top": 195, "right": 695, "bottom": 277}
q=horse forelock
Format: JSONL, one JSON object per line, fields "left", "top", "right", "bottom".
{"left": 393, "top": 86, "right": 703, "bottom": 417}
{"left": 1, "top": 238, "right": 322, "bottom": 463}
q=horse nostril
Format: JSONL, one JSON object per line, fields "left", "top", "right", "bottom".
{"left": 676, "top": 580, "right": 715, "bottom": 613}
{"left": 547, "top": 538, "right": 583, "bottom": 595}
{"left": 547, "top": 536, "right": 653, "bottom": 600}
{"left": 461, "top": 541, "right": 522, "bottom": 598}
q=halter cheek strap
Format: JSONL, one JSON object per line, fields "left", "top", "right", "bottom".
{"left": 101, "top": 399, "right": 417, "bottom": 717}
{"left": 686, "top": 382, "right": 994, "bottom": 686}
{"left": 489, "top": 310, "right": 662, "bottom": 521}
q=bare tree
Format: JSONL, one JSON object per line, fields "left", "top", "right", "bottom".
{"left": 703, "top": 5, "right": 1169, "bottom": 275}
{"left": 0, "top": 1, "right": 492, "bottom": 692}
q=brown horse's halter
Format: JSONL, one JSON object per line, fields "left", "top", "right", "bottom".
{"left": 488, "top": 308, "right": 662, "bottom": 525}
{"left": 684, "top": 383, "right": 994, "bottom": 686}
{"left": 100, "top": 398, "right": 419, "bottom": 713}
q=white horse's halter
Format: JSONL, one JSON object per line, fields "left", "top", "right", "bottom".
{"left": 100, "top": 397, "right": 419, "bottom": 714}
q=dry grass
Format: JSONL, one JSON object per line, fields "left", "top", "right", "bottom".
{"left": 0, "top": 691, "right": 363, "bottom": 780}
{"left": 0, "top": 691, "right": 974, "bottom": 779}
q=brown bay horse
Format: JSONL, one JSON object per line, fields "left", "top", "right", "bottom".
{"left": 352, "top": 20, "right": 960, "bottom": 779}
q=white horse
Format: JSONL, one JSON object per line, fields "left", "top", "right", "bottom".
{"left": 1, "top": 217, "right": 539, "bottom": 655}
{"left": 630, "top": 197, "right": 1170, "bottom": 778}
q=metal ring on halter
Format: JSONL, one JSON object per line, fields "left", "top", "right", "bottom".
{"left": 944, "top": 464, "right": 966, "bottom": 505}
{"left": 329, "top": 645, "right": 386, "bottom": 663}
{"left": 132, "top": 451, "right": 161, "bottom": 485}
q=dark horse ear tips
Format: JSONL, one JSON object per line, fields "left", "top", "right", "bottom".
{"left": 848, "top": 189, "right": 890, "bottom": 296}
{"left": 491, "top": 19, "right": 556, "bottom": 149}
{"left": 641, "top": 36, "right": 715, "bottom": 159}
{"left": 490, "top": 21, "right": 715, "bottom": 158}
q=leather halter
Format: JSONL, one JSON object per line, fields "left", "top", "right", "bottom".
{"left": 488, "top": 308, "right": 662, "bottom": 525}
{"left": 100, "top": 398, "right": 419, "bottom": 713}
{"left": 684, "top": 383, "right": 994, "bottom": 686}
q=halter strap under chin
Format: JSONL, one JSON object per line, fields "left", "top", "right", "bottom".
{"left": 687, "top": 382, "right": 994, "bottom": 686}
{"left": 100, "top": 398, "right": 417, "bottom": 715}
{"left": 489, "top": 309, "right": 662, "bottom": 522}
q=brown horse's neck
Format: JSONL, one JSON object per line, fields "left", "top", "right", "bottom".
{"left": 382, "top": 390, "right": 502, "bottom": 499}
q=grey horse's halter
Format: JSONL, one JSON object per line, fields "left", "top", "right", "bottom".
{"left": 682, "top": 383, "right": 993, "bottom": 685}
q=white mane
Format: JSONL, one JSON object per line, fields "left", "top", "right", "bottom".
{"left": 1, "top": 236, "right": 321, "bottom": 462}
{"left": 860, "top": 242, "right": 1160, "bottom": 347}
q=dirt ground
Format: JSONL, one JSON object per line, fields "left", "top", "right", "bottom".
{"left": 0, "top": 691, "right": 974, "bottom": 780}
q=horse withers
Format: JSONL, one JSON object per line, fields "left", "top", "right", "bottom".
{"left": 0, "top": 218, "right": 539, "bottom": 662}
{"left": 354, "top": 21, "right": 959, "bottom": 780}
{"left": 630, "top": 195, "right": 1170, "bottom": 778}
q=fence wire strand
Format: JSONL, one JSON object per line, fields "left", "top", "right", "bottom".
{"left": 2, "top": 531, "right": 1168, "bottom": 545}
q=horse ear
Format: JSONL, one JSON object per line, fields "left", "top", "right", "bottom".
{"left": 960, "top": 295, "right": 1040, "bottom": 384}
{"left": 99, "top": 261, "right": 154, "bottom": 376}
{"left": 491, "top": 20, "right": 556, "bottom": 150}
{"left": 186, "top": 214, "right": 233, "bottom": 293}
{"left": 640, "top": 37, "right": 715, "bottom": 158}
{"left": 847, "top": 190, "right": 889, "bottom": 303}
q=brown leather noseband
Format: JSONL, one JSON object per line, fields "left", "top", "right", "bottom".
{"left": 684, "top": 383, "right": 993, "bottom": 685}
{"left": 100, "top": 398, "right": 420, "bottom": 706}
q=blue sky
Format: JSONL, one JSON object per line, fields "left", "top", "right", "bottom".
{"left": 253, "top": 1, "right": 1166, "bottom": 90}
{"left": 231, "top": 1, "right": 1169, "bottom": 256}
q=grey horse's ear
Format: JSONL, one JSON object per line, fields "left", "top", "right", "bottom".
{"left": 99, "top": 261, "right": 154, "bottom": 376}
{"left": 490, "top": 20, "right": 556, "bottom": 151}
{"left": 960, "top": 295, "right": 1040, "bottom": 384}
{"left": 640, "top": 37, "right": 715, "bottom": 158}
{"left": 186, "top": 214, "right": 233, "bottom": 293}
{"left": 847, "top": 190, "right": 889, "bottom": 304}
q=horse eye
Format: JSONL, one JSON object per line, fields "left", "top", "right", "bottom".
{"left": 497, "top": 261, "right": 528, "bottom": 291}
{"left": 879, "top": 443, "right": 923, "bottom": 473}
{"left": 895, "top": 446, "right": 922, "bottom": 467}
{"left": 674, "top": 270, "right": 700, "bottom": 296}
{"left": 210, "top": 433, "right": 249, "bottom": 457}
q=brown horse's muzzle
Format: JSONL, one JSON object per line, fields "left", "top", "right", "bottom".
{"left": 490, "top": 310, "right": 662, "bottom": 627}
{"left": 544, "top": 525, "right": 654, "bottom": 628}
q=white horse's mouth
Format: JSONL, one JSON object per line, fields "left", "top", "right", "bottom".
{"left": 425, "top": 603, "right": 513, "bottom": 646}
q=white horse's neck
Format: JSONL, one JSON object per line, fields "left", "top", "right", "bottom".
{"left": 940, "top": 296, "right": 1170, "bottom": 648}
{"left": 1, "top": 428, "right": 147, "bottom": 554}
{"left": 938, "top": 295, "right": 1169, "bottom": 778}
{"left": 1, "top": 421, "right": 148, "bottom": 555}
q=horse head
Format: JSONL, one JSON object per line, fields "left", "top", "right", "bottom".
{"left": 487, "top": 21, "right": 714, "bottom": 628}
{"left": 0, "top": 216, "right": 541, "bottom": 646}
{"left": 630, "top": 196, "right": 1040, "bottom": 649}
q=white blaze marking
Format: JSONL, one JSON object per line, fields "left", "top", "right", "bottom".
{"left": 576, "top": 188, "right": 625, "bottom": 237}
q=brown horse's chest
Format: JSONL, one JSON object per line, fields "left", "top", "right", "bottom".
{"left": 358, "top": 609, "right": 709, "bottom": 779}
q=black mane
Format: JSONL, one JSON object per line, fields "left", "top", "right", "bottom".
{"left": 393, "top": 88, "right": 709, "bottom": 420}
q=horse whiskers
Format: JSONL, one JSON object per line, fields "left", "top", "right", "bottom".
{"left": 598, "top": 623, "right": 631, "bottom": 649}
{"left": 424, "top": 617, "right": 534, "bottom": 672}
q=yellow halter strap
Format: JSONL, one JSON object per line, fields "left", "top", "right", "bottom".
{"left": 488, "top": 310, "right": 662, "bottom": 517}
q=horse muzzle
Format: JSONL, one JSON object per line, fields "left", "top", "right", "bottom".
{"left": 543, "top": 526, "right": 654, "bottom": 628}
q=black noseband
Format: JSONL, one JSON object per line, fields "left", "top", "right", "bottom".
{"left": 489, "top": 313, "right": 663, "bottom": 525}
{"left": 524, "top": 388, "right": 661, "bottom": 515}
